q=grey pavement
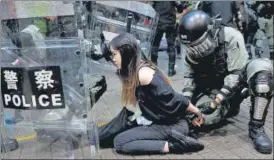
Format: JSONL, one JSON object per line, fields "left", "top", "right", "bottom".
{"left": 92, "top": 49, "right": 274, "bottom": 159}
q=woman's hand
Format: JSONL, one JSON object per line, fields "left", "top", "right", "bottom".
{"left": 191, "top": 110, "right": 204, "bottom": 127}
{"left": 186, "top": 103, "right": 204, "bottom": 127}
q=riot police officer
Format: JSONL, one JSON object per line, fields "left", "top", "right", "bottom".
{"left": 178, "top": 10, "right": 273, "bottom": 154}
{"left": 253, "top": 1, "right": 273, "bottom": 60}
{"left": 150, "top": 1, "right": 184, "bottom": 76}
{"left": 243, "top": 1, "right": 260, "bottom": 59}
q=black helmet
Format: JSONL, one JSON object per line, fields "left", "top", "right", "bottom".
{"left": 178, "top": 10, "right": 217, "bottom": 59}
{"left": 178, "top": 10, "right": 212, "bottom": 43}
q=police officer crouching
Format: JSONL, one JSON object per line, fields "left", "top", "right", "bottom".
{"left": 178, "top": 10, "right": 273, "bottom": 154}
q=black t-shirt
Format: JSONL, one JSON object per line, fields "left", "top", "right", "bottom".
{"left": 136, "top": 70, "right": 189, "bottom": 124}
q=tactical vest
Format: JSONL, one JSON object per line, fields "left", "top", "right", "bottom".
{"left": 186, "top": 25, "right": 229, "bottom": 83}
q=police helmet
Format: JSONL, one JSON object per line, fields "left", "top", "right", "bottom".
{"left": 178, "top": 10, "right": 217, "bottom": 59}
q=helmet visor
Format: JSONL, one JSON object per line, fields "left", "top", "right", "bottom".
{"left": 181, "top": 31, "right": 216, "bottom": 59}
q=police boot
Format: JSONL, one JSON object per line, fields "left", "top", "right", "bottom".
{"left": 249, "top": 119, "right": 272, "bottom": 154}
{"left": 248, "top": 71, "right": 273, "bottom": 154}
{"left": 168, "top": 129, "right": 204, "bottom": 153}
{"left": 168, "top": 63, "right": 176, "bottom": 77}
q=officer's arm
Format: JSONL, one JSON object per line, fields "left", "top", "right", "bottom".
{"left": 182, "top": 56, "right": 196, "bottom": 100}
{"left": 215, "top": 27, "right": 248, "bottom": 104}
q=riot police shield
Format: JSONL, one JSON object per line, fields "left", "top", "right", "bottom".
{"left": 0, "top": 1, "right": 100, "bottom": 159}
{"left": 87, "top": 1, "right": 159, "bottom": 73}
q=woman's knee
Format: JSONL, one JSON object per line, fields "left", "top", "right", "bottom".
{"left": 113, "top": 134, "right": 124, "bottom": 152}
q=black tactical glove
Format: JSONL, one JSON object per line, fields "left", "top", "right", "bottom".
{"left": 197, "top": 101, "right": 221, "bottom": 115}
{"left": 90, "top": 76, "right": 107, "bottom": 108}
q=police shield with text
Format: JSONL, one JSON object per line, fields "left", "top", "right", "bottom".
{"left": 179, "top": 10, "right": 273, "bottom": 154}
{"left": 0, "top": 1, "right": 107, "bottom": 158}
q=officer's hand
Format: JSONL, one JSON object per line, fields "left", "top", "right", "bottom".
{"left": 88, "top": 43, "right": 104, "bottom": 60}
{"left": 90, "top": 76, "right": 107, "bottom": 107}
{"left": 197, "top": 101, "right": 219, "bottom": 115}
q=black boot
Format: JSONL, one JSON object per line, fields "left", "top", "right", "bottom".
{"left": 249, "top": 120, "right": 272, "bottom": 154}
{"left": 248, "top": 71, "right": 273, "bottom": 154}
{"left": 168, "top": 63, "right": 176, "bottom": 77}
{"left": 168, "top": 129, "right": 204, "bottom": 153}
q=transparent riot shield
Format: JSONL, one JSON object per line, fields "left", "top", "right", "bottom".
{"left": 0, "top": 1, "right": 101, "bottom": 159}
{"left": 87, "top": 1, "right": 159, "bottom": 74}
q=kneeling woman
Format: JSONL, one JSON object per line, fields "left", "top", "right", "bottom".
{"left": 98, "top": 33, "right": 204, "bottom": 154}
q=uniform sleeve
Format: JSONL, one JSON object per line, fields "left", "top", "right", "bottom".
{"left": 225, "top": 27, "right": 249, "bottom": 73}
{"left": 182, "top": 56, "right": 196, "bottom": 98}
{"left": 145, "top": 73, "right": 190, "bottom": 115}
{"left": 216, "top": 27, "right": 248, "bottom": 101}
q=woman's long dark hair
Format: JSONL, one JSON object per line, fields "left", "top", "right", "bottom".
{"left": 110, "top": 33, "right": 170, "bottom": 106}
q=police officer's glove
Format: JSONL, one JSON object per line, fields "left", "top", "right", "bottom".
{"left": 90, "top": 76, "right": 107, "bottom": 108}
{"left": 197, "top": 101, "right": 221, "bottom": 115}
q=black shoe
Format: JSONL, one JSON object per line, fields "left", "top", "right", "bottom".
{"left": 249, "top": 121, "right": 272, "bottom": 154}
{"left": 168, "top": 64, "right": 176, "bottom": 77}
{"left": 168, "top": 129, "right": 204, "bottom": 153}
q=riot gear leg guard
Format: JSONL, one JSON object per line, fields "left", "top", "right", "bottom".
{"left": 248, "top": 71, "right": 273, "bottom": 154}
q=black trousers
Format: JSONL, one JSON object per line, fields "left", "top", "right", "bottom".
{"left": 114, "top": 119, "right": 189, "bottom": 154}
{"left": 151, "top": 24, "right": 176, "bottom": 64}
{"left": 98, "top": 108, "right": 189, "bottom": 154}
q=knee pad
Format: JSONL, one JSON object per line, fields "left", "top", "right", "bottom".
{"left": 249, "top": 71, "right": 273, "bottom": 98}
